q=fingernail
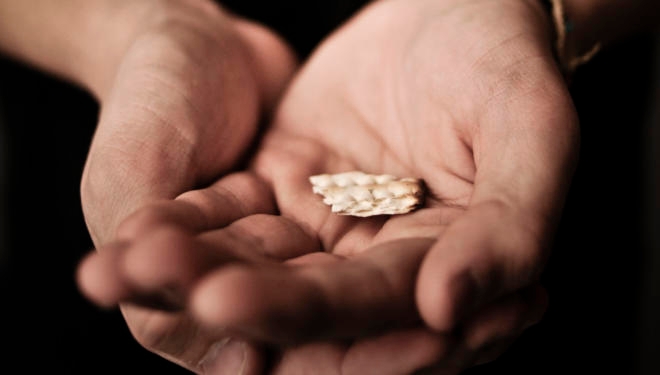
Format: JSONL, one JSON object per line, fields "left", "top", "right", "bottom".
{"left": 199, "top": 338, "right": 246, "bottom": 375}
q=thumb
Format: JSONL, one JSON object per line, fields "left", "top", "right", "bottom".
{"left": 81, "top": 12, "right": 296, "bottom": 246}
{"left": 231, "top": 16, "right": 298, "bottom": 113}
{"left": 416, "top": 70, "right": 579, "bottom": 331}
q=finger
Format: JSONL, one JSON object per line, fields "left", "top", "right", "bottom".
{"left": 413, "top": 287, "right": 548, "bottom": 374}
{"left": 417, "top": 73, "right": 578, "bottom": 331}
{"left": 76, "top": 241, "right": 133, "bottom": 308}
{"left": 271, "top": 342, "right": 348, "bottom": 375}
{"left": 198, "top": 337, "right": 264, "bottom": 375}
{"left": 251, "top": 132, "right": 388, "bottom": 255}
{"left": 116, "top": 172, "right": 275, "bottom": 239}
{"left": 341, "top": 329, "right": 453, "bottom": 375}
{"left": 80, "top": 213, "right": 319, "bottom": 310}
{"left": 78, "top": 226, "right": 237, "bottom": 310}
{"left": 199, "top": 213, "right": 321, "bottom": 260}
{"left": 190, "top": 238, "right": 435, "bottom": 343}
{"left": 416, "top": 203, "right": 547, "bottom": 331}
{"left": 231, "top": 17, "right": 298, "bottom": 113}
{"left": 270, "top": 328, "right": 452, "bottom": 375}
{"left": 462, "top": 285, "right": 548, "bottom": 351}
{"left": 117, "top": 304, "right": 266, "bottom": 375}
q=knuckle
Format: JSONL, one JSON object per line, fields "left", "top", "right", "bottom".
{"left": 115, "top": 202, "right": 173, "bottom": 240}
{"left": 419, "top": 266, "right": 478, "bottom": 332}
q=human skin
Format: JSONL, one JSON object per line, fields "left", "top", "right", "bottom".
{"left": 1, "top": 0, "right": 658, "bottom": 374}
{"left": 77, "top": 0, "right": 573, "bottom": 373}
{"left": 0, "top": 0, "right": 297, "bottom": 244}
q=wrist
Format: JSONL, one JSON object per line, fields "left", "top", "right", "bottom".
{"left": 75, "top": 0, "right": 230, "bottom": 100}
{"left": 72, "top": 0, "right": 160, "bottom": 99}
{"left": 538, "top": 0, "right": 601, "bottom": 76}
{"left": 0, "top": 0, "right": 153, "bottom": 97}
{"left": 549, "top": 0, "right": 660, "bottom": 74}
{"left": 556, "top": 0, "right": 602, "bottom": 66}
{"left": 0, "top": 0, "right": 229, "bottom": 101}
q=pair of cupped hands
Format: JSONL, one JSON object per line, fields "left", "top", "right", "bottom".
{"left": 76, "top": 0, "right": 579, "bottom": 373}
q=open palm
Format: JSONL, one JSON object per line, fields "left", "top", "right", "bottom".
{"left": 79, "top": 0, "right": 579, "bottom": 373}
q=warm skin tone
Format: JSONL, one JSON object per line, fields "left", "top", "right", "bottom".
{"left": 1, "top": 0, "right": 658, "bottom": 374}
{"left": 81, "top": 0, "right": 575, "bottom": 372}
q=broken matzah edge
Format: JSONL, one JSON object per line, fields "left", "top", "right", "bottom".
{"left": 309, "top": 171, "right": 425, "bottom": 217}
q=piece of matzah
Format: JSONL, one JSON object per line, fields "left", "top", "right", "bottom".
{"left": 309, "top": 171, "right": 425, "bottom": 217}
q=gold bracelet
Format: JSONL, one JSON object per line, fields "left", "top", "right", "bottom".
{"left": 545, "top": 0, "right": 602, "bottom": 76}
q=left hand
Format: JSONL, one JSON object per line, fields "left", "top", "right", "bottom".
{"left": 78, "top": 0, "right": 578, "bottom": 373}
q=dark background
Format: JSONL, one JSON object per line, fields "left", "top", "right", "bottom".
{"left": 1, "top": 1, "right": 658, "bottom": 373}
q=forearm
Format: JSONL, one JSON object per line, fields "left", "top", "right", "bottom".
{"left": 0, "top": 1, "right": 156, "bottom": 97}
{"left": 0, "top": 0, "right": 233, "bottom": 100}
